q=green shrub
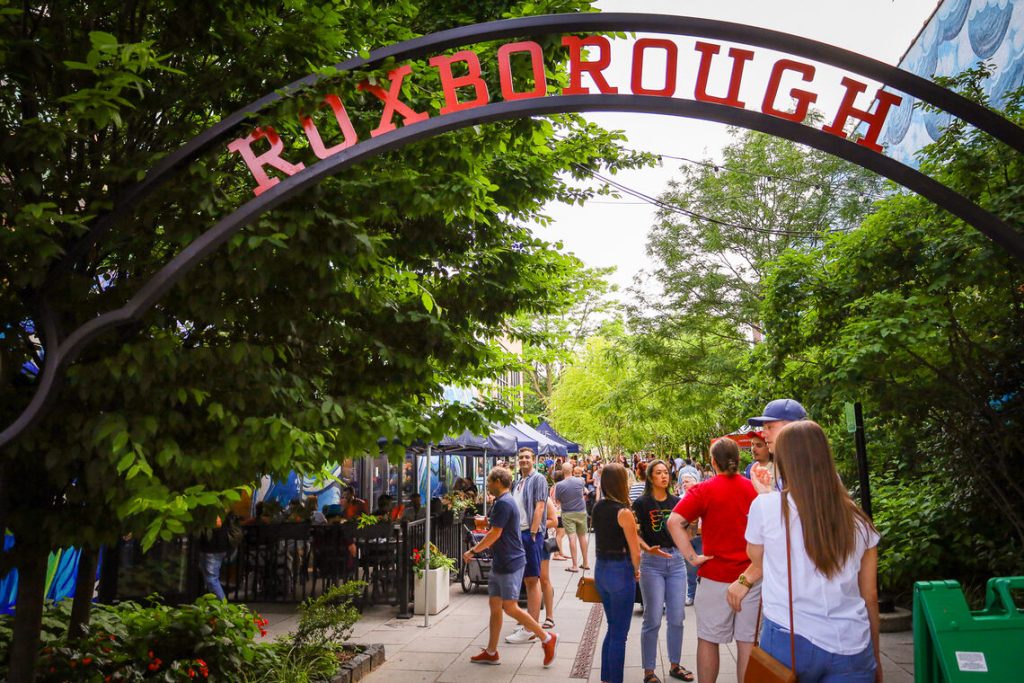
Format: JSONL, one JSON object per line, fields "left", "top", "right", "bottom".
{"left": 0, "top": 595, "right": 266, "bottom": 681}
{"left": 0, "top": 581, "right": 368, "bottom": 681}
{"left": 292, "top": 581, "right": 365, "bottom": 649}
{"left": 872, "top": 471, "right": 1023, "bottom": 605}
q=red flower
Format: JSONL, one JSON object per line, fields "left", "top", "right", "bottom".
{"left": 188, "top": 669, "right": 196, "bottom": 678}
{"left": 148, "top": 658, "right": 162, "bottom": 671}
{"left": 82, "top": 657, "right": 93, "bottom": 665}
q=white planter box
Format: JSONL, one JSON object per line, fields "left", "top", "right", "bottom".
{"left": 414, "top": 567, "right": 450, "bottom": 615}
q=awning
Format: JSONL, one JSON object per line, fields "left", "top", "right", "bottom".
{"left": 711, "top": 425, "right": 762, "bottom": 449}
{"left": 536, "top": 420, "right": 580, "bottom": 453}
{"left": 438, "top": 428, "right": 519, "bottom": 457}
{"left": 513, "top": 422, "right": 567, "bottom": 457}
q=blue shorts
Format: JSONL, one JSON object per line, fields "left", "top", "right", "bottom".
{"left": 521, "top": 530, "right": 543, "bottom": 577}
{"left": 489, "top": 565, "right": 525, "bottom": 600}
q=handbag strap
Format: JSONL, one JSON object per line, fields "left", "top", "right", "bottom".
{"left": 782, "top": 490, "right": 796, "bottom": 674}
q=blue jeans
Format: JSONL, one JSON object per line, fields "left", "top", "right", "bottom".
{"left": 639, "top": 548, "right": 686, "bottom": 670}
{"left": 596, "top": 557, "right": 636, "bottom": 683}
{"left": 761, "top": 618, "right": 877, "bottom": 683}
{"left": 202, "top": 552, "right": 226, "bottom": 600}
{"left": 684, "top": 536, "right": 702, "bottom": 600}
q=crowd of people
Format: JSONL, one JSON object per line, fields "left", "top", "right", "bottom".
{"left": 469, "top": 397, "right": 882, "bottom": 683}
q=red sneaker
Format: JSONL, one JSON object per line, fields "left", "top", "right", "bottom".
{"left": 470, "top": 649, "right": 500, "bottom": 665}
{"left": 541, "top": 632, "right": 558, "bottom": 668}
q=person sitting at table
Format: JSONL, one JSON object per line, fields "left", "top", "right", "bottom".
{"left": 402, "top": 493, "right": 426, "bottom": 522}
{"left": 341, "top": 486, "right": 368, "bottom": 520}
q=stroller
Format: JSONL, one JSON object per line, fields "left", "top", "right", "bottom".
{"left": 460, "top": 520, "right": 492, "bottom": 593}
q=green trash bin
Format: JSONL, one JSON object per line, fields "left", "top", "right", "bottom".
{"left": 914, "top": 576, "right": 1024, "bottom": 682}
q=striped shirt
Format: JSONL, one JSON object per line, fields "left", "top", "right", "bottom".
{"left": 628, "top": 482, "right": 645, "bottom": 503}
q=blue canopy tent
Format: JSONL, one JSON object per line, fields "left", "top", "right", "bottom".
{"left": 513, "top": 422, "right": 567, "bottom": 457}
{"left": 497, "top": 424, "right": 537, "bottom": 451}
{"left": 536, "top": 420, "right": 580, "bottom": 454}
{"left": 439, "top": 428, "right": 518, "bottom": 456}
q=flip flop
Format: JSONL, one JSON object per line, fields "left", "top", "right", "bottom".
{"left": 565, "top": 567, "right": 578, "bottom": 573}
{"left": 580, "top": 565, "right": 591, "bottom": 570}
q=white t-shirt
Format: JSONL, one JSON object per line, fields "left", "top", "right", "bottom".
{"left": 511, "top": 481, "right": 529, "bottom": 532}
{"left": 745, "top": 492, "right": 879, "bottom": 656}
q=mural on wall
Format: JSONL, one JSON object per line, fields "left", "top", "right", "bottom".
{"left": 0, "top": 538, "right": 100, "bottom": 614}
{"left": 885, "top": 0, "right": 1024, "bottom": 166}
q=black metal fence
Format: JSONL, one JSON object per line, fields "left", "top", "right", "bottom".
{"left": 106, "top": 513, "right": 464, "bottom": 612}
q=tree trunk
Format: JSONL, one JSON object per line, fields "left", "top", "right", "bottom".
{"left": 68, "top": 545, "right": 98, "bottom": 641}
{"left": 8, "top": 542, "right": 50, "bottom": 683}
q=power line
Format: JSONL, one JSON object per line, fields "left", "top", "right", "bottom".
{"left": 653, "top": 151, "right": 891, "bottom": 202}
{"left": 573, "top": 164, "right": 851, "bottom": 238}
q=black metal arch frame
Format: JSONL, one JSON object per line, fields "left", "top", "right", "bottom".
{"left": 3, "top": 12, "right": 1023, "bottom": 449}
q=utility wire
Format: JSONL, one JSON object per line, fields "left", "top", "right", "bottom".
{"left": 574, "top": 164, "right": 851, "bottom": 237}
{"left": 654, "top": 151, "right": 891, "bottom": 201}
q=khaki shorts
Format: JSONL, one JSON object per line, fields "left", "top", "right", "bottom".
{"left": 694, "top": 577, "right": 761, "bottom": 644}
{"left": 562, "top": 511, "right": 588, "bottom": 535}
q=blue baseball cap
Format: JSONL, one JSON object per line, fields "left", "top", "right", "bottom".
{"left": 747, "top": 399, "right": 808, "bottom": 425}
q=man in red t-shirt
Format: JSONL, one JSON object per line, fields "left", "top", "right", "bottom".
{"left": 667, "top": 439, "right": 759, "bottom": 683}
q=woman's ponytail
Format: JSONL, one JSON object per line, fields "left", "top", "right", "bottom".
{"left": 710, "top": 438, "right": 741, "bottom": 476}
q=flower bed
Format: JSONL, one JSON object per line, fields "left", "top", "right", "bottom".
{"left": 0, "top": 581, "right": 378, "bottom": 682}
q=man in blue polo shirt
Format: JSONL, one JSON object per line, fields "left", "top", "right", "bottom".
{"left": 464, "top": 467, "right": 558, "bottom": 667}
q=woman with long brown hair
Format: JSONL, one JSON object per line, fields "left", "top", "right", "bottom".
{"left": 592, "top": 463, "right": 642, "bottom": 683}
{"left": 729, "top": 420, "right": 881, "bottom": 682}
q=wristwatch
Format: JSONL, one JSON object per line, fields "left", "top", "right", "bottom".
{"left": 737, "top": 574, "right": 752, "bottom": 588}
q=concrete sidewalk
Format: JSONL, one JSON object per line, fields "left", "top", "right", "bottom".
{"left": 253, "top": 546, "right": 914, "bottom": 683}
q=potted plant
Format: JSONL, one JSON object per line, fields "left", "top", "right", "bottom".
{"left": 441, "top": 491, "right": 476, "bottom": 520}
{"left": 412, "top": 543, "right": 455, "bottom": 615}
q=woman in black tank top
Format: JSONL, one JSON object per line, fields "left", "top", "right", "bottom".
{"left": 592, "top": 463, "right": 641, "bottom": 683}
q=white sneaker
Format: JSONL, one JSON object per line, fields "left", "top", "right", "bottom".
{"left": 505, "top": 625, "right": 534, "bottom": 644}
{"left": 685, "top": 597, "right": 694, "bottom": 606}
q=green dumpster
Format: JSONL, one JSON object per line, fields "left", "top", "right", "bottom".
{"left": 914, "top": 576, "right": 1024, "bottom": 682}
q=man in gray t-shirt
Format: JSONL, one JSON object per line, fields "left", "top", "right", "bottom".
{"left": 553, "top": 464, "right": 590, "bottom": 571}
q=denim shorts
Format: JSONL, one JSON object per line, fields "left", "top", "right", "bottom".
{"left": 489, "top": 565, "right": 525, "bottom": 600}
{"left": 761, "top": 618, "right": 877, "bottom": 682}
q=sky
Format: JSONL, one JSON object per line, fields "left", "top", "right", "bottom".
{"left": 531, "top": 0, "right": 940, "bottom": 298}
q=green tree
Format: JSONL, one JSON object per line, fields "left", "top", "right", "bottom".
{"left": 508, "top": 260, "right": 620, "bottom": 415}
{"left": 549, "top": 334, "right": 646, "bottom": 455}
{"left": 629, "top": 126, "right": 884, "bottom": 410}
{"left": 0, "top": 1, "right": 647, "bottom": 677}
{"left": 760, "top": 72, "right": 1024, "bottom": 560}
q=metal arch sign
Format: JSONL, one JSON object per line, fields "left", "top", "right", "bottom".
{"left": 229, "top": 36, "right": 904, "bottom": 198}
{"left": 3, "top": 12, "right": 1024, "bottom": 449}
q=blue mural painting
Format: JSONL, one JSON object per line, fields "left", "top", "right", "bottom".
{"left": 885, "top": 0, "right": 1024, "bottom": 166}
{"left": 0, "top": 536, "right": 102, "bottom": 614}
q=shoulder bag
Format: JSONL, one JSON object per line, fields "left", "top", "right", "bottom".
{"left": 744, "top": 491, "right": 798, "bottom": 683}
{"left": 576, "top": 567, "right": 601, "bottom": 603}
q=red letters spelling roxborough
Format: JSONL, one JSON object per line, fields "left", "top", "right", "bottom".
{"left": 229, "top": 36, "right": 902, "bottom": 196}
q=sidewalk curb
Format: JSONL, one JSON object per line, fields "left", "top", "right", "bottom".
{"left": 330, "top": 643, "right": 386, "bottom": 683}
